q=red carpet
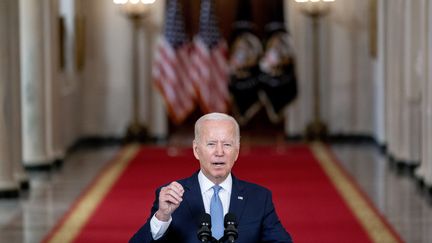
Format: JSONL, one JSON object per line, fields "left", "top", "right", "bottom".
{"left": 43, "top": 144, "right": 403, "bottom": 243}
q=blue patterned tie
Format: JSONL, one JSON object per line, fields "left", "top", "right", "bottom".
{"left": 210, "top": 185, "right": 224, "bottom": 239}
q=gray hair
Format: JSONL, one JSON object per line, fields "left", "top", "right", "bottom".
{"left": 194, "top": 113, "right": 240, "bottom": 145}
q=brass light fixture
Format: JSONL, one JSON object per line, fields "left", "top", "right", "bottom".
{"left": 113, "top": 0, "right": 156, "bottom": 143}
{"left": 294, "top": 0, "right": 335, "bottom": 141}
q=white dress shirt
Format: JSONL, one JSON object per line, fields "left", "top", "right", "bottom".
{"left": 150, "top": 171, "right": 232, "bottom": 240}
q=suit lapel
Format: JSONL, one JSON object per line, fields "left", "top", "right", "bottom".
{"left": 228, "top": 175, "right": 246, "bottom": 221}
{"left": 183, "top": 173, "right": 247, "bottom": 222}
{"left": 183, "top": 172, "right": 205, "bottom": 217}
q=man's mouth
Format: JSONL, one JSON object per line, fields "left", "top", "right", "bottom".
{"left": 212, "top": 162, "right": 225, "bottom": 167}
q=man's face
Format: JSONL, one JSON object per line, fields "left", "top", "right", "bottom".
{"left": 193, "top": 119, "right": 239, "bottom": 184}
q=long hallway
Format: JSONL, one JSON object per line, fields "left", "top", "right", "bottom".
{"left": 1, "top": 1, "right": 432, "bottom": 242}
{"left": 0, "top": 134, "right": 431, "bottom": 242}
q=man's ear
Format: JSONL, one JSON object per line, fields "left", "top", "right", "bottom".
{"left": 192, "top": 141, "right": 200, "bottom": 160}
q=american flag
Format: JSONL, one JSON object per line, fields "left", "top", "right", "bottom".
{"left": 190, "top": 0, "right": 230, "bottom": 113}
{"left": 153, "top": 0, "right": 196, "bottom": 124}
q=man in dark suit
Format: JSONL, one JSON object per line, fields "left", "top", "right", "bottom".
{"left": 130, "top": 113, "right": 292, "bottom": 243}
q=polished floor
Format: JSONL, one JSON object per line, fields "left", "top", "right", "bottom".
{"left": 0, "top": 134, "right": 431, "bottom": 242}
{"left": 332, "top": 143, "right": 432, "bottom": 243}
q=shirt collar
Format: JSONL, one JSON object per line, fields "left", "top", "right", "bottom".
{"left": 198, "top": 170, "right": 232, "bottom": 193}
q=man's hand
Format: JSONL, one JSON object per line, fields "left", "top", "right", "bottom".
{"left": 155, "top": 181, "right": 184, "bottom": 222}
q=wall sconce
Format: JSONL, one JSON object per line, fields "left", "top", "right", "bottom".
{"left": 295, "top": 0, "right": 334, "bottom": 17}
{"left": 113, "top": 0, "right": 155, "bottom": 18}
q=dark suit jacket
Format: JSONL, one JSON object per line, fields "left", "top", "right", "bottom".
{"left": 130, "top": 171, "right": 292, "bottom": 243}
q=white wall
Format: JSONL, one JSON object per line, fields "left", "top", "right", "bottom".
{"left": 81, "top": 0, "right": 132, "bottom": 137}
{"left": 79, "top": 0, "right": 165, "bottom": 138}
{"left": 287, "top": 0, "right": 375, "bottom": 136}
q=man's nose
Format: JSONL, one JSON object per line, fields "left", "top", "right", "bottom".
{"left": 215, "top": 143, "right": 224, "bottom": 156}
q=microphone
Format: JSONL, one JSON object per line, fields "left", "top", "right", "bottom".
{"left": 221, "top": 213, "right": 238, "bottom": 243}
{"left": 197, "top": 213, "right": 213, "bottom": 242}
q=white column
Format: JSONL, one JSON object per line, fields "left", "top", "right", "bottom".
{"left": 46, "top": 0, "right": 65, "bottom": 164}
{"left": 384, "top": 0, "right": 423, "bottom": 165}
{"left": 148, "top": 0, "right": 168, "bottom": 140}
{"left": 10, "top": 0, "right": 29, "bottom": 188}
{"left": 20, "top": 0, "right": 55, "bottom": 168}
{"left": 417, "top": 0, "right": 432, "bottom": 186}
{"left": 425, "top": 0, "right": 432, "bottom": 187}
{"left": 405, "top": 0, "right": 423, "bottom": 165}
{"left": 373, "top": 0, "right": 387, "bottom": 145}
{"left": 386, "top": 0, "right": 404, "bottom": 161}
{"left": 384, "top": 0, "right": 392, "bottom": 150}
{"left": 0, "top": 0, "right": 20, "bottom": 197}
{"left": 397, "top": 0, "right": 422, "bottom": 165}
{"left": 58, "top": 0, "right": 83, "bottom": 147}
{"left": 399, "top": 0, "right": 411, "bottom": 163}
